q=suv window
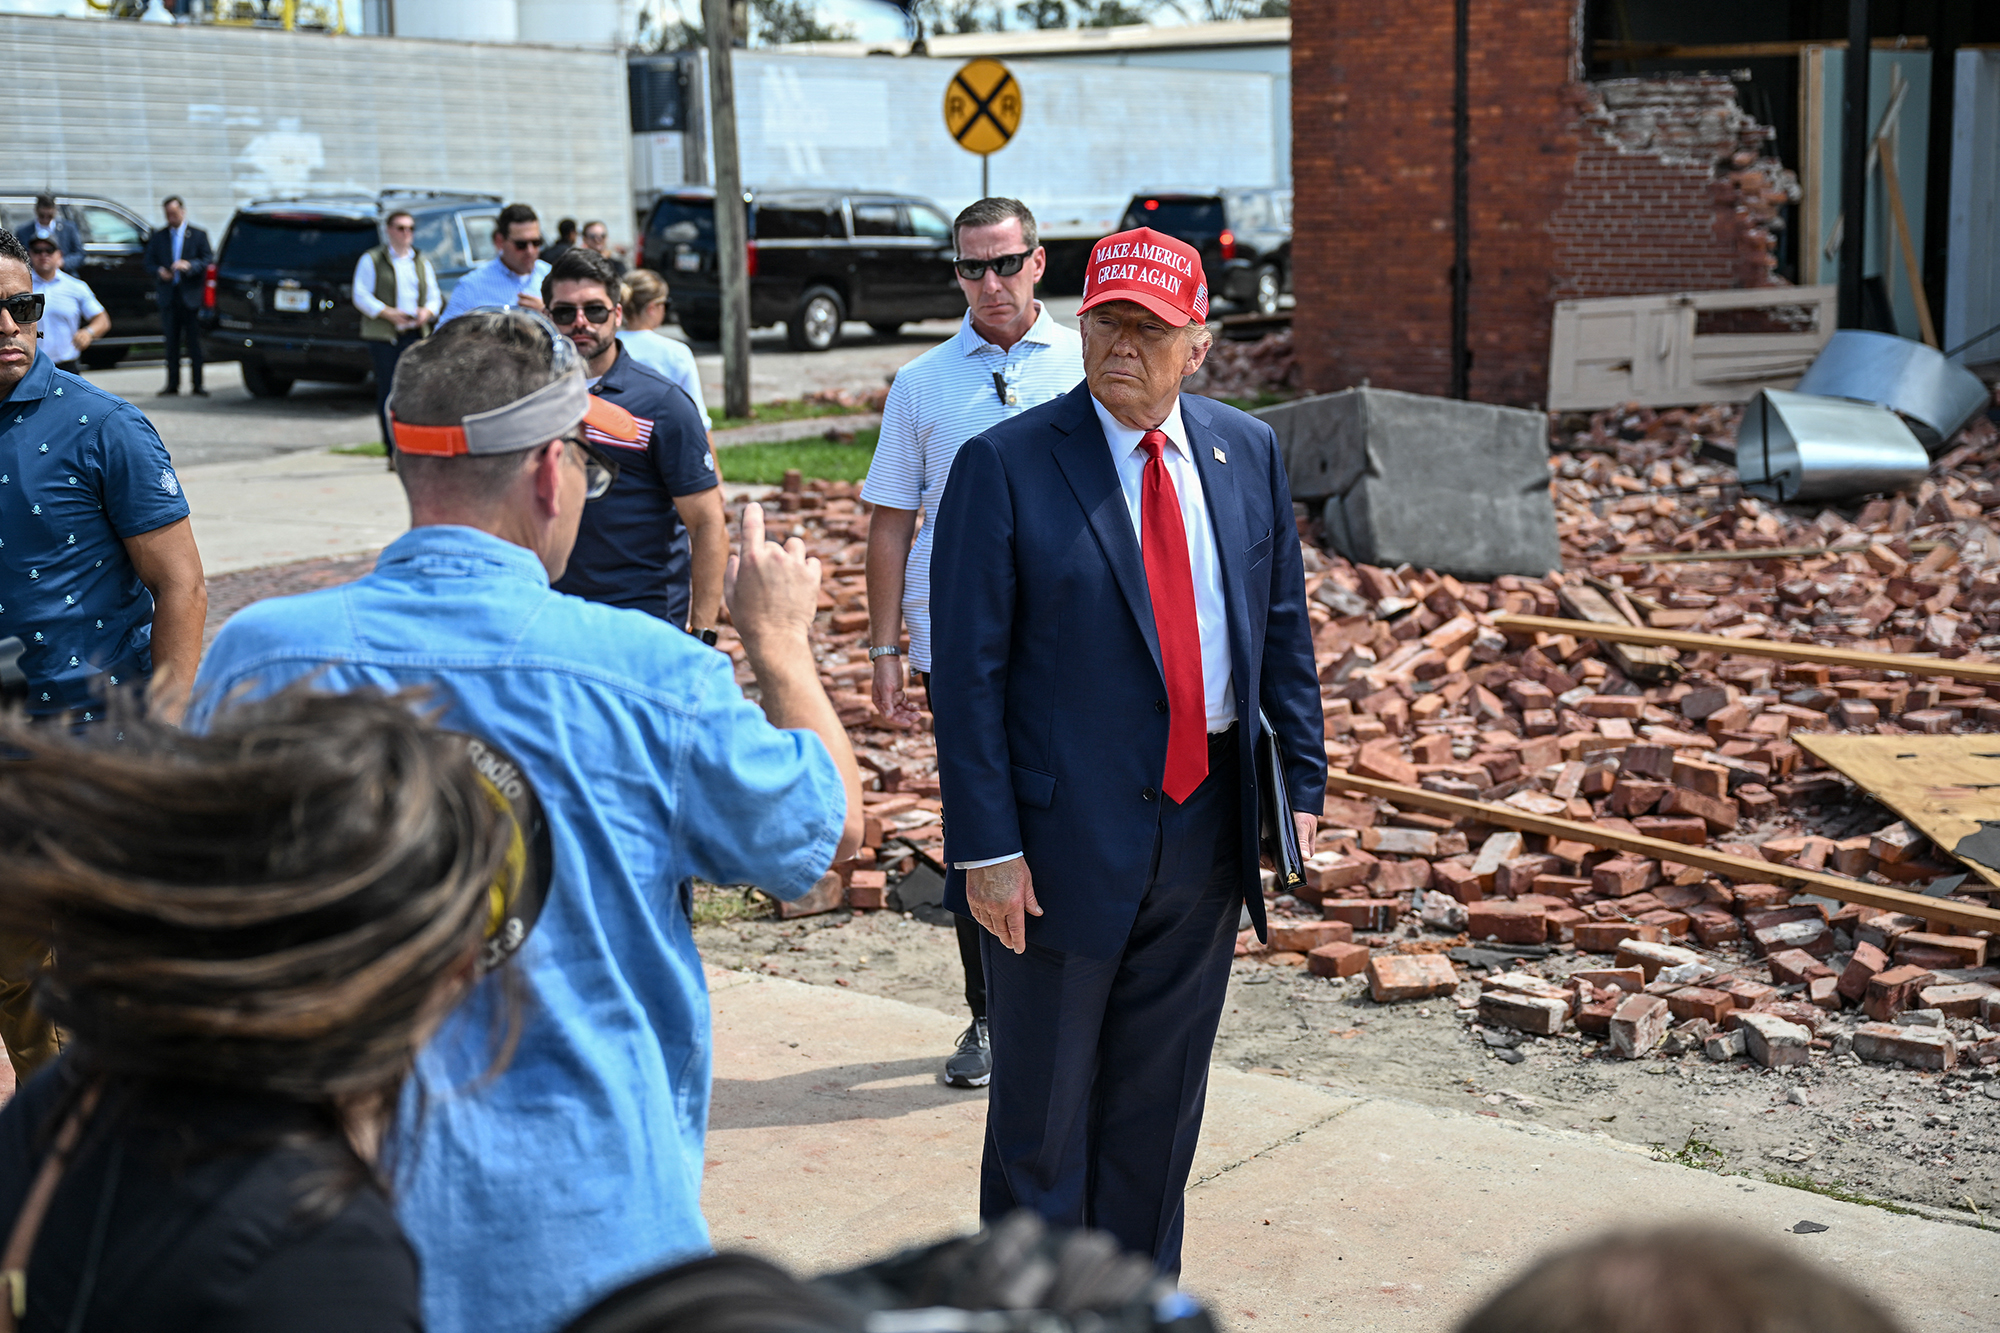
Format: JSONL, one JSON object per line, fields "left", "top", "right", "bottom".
{"left": 755, "top": 205, "right": 839, "bottom": 240}
{"left": 1227, "top": 193, "right": 1269, "bottom": 230}
{"left": 910, "top": 205, "right": 951, "bottom": 241}
{"left": 850, "top": 203, "right": 901, "bottom": 237}
{"left": 460, "top": 212, "right": 500, "bottom": 263}
{"left": 1121, "top": 197, "right": 1224, "bottom": 234}
{"left": 413, "top": 211, "right": 469, "bottom": 270}
{"left": 225, "top": 216, "right": 379, "bottom": 275}
{"left": 650, "top": 196, "right": 715, "bottom": 247}
{"left": 76, "top": 205, "right": 142, "bottom": 246}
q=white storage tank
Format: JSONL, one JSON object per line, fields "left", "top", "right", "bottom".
{"left": 389, "top": 0, "right": 518, "bottom": 42}
{"left": 517, "top": 0, "right": 630, "bottom": 47}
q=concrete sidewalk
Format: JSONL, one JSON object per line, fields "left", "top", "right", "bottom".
{"left": 180, "top": 449, "right": 408, "bottom": 575}
{"left": 705, "top": 966, "right": 1996, "bottom": 1332}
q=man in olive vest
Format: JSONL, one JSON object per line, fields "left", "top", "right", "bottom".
{"left": 352, "top": 209, "right": 442, "bottom": 463}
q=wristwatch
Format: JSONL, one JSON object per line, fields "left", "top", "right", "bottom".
{"left": 688, "top": 626, "right": 719, "bottom": 646}
{"left": 868, "top": 645, "right": 901, "bottom": 661}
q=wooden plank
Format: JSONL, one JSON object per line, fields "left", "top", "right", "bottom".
{"left": 1325, "top": 769, "right": 2000, "bottom": 933}
{"left": 1494, "top": 613, "right": 2000, "bottom": 687}
{"left": 1553, "top": 585, "right": 1679, "bottom": 683}
{"left": 1620, "top": 540, "right": 1941, "bottom": 563}
{"left": 1792, "top": 734, "right": 2000, "bottom": 889}
{"left": 1594, "top": 38, "right": 1928, "bottom": 60}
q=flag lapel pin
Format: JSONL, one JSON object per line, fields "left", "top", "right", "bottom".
{"left": 1212, "top": 446, "right": 1226, "bottom": 464}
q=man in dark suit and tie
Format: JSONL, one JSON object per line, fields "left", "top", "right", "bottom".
{"left": 143, "top": 195, "right": 212, "bottom": 396}
{"left": 929, "top": 227, "right": 1326, "bottom": 1274}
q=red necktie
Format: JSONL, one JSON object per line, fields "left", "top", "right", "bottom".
{"left": 1140, "top": 430, "right": 1208, "bottom": 803}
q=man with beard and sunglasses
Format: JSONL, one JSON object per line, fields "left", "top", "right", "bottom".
{"left": 541, "top": 247, "right": 725, "bottom": 638}
{"left": 436, "top": 202, "right": 550, "bottom": 328}
{"left": 860, "top": 197, "right": 1083, "bottom": 1089}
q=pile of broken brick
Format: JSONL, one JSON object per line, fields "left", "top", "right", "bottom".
{"left": 721, "top": 388, "right": 2000, "bottom": 1077}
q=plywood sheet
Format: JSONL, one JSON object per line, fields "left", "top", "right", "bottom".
{"left": 1792, "top": 734, "right": 2000, "bottom": 889}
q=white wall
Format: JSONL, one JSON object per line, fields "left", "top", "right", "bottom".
{"left": 0, "top": 13, "right": 634, "bottom": 245}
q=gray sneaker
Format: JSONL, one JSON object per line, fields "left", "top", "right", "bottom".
{"left": 944, "top": 1018, "right": 991, "bottom": 1088}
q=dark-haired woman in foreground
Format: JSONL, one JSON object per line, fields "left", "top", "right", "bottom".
{"left": 0, "top": 691, "right": 534, "bottom": 1332}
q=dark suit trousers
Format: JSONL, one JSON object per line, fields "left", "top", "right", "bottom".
{"left": 160, "top": 294, "right": 202, "bottom": 390}
{"left": 370, "top": 331, "right": 422, "bottom": 450}
{"left": 979, "top": 732, "right": 1242, "bottom": 1274}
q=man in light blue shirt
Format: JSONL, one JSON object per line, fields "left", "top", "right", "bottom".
{"left": 190, "top": 309, "right": 864, "bottom": 1333}
{"left": 435, "top": 202, "right": 551, "bottom": 327}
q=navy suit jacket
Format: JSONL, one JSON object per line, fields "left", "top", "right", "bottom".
{"left": 144, "top": 224, "right": 213, "bottom": 309}
{"left": 930, "top": 383, "right": 1326, "bottom": 960}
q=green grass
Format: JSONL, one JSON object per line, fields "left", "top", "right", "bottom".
{"left": 717, "top": 427, "right": 879, "bottom": 485}
{"left": 709, "top": 398, "right": 877, "bottom": 432}
{"left": 1653, "top": 1130, "right": 1728, "bottom": 1173}
{"left": 691, "top": 883, "right": 776, "bottom": 926}
{"left": 1762, "top": 1172, "right": 1922, "bottom": 1218}
{"left": 331, "top": 441, "right": 387, "bottom": 457}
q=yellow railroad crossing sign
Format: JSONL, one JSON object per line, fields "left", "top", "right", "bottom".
{"left": 945, "top": 59, "right": 1021, "bottom": 157}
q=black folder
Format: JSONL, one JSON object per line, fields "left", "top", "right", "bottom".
{"left": 1256, "top": 708, "right": 1305, "bottom": 892}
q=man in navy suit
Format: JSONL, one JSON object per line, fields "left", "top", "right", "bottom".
{"left": 929, "top": 227, "right": 1325, "bottom": 1274}
{"left": 143, "top": 195, "right": 212, "bottom": 396}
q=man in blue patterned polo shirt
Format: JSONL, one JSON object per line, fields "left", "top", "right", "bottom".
{"left": 0, "top": 228, "right": 207, "bottom": 725}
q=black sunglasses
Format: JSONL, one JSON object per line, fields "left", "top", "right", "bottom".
{"left": 953, "top": 250, "right": 1033, "bottom": 281}
{"left": 562, "top": 435, "right": 620, "bottom": 500}
{"left": 0, "top": 293, "right": 45, "bottom": 326}
{"left": 549, "top": 302, "right": 615, "bottom": 327}
{"left": 507, "top": 236, "right": 544, "bottom": 252}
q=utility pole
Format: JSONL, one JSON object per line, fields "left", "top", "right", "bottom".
{"left": 704, "top": 0, "right": 751, "bottom": 420}
{"left": 1837, "top": 0, "right": 1871, "bottom": 329}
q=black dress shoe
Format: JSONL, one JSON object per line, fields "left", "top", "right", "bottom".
{"left": 156, "top": 387, "right": 179, "bottom": 397}
{"left": 190, "top": 388, "right": 209, "bottom": 398}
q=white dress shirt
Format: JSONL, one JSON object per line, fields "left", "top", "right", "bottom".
{"left": 1092, "top": 394, "right": 1236, "bottom": 733}
{"left": 954, "top": 391, "right": 1238, "bottom": 870}
{"left": 352, "top": 245, "right": 439, "bottom": 319}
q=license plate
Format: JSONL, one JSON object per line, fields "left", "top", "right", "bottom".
{"left": 674, "top": 252, "right": 700, "bottom": 272}
{"left": 274, "top": 288, "right": 310, "bottom": 312}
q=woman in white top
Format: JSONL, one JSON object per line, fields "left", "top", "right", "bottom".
{"left": 616, "top": 268, "right": 709, "bottom": 421}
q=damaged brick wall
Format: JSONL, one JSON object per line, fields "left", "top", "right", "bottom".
{"left": 1291, "top": 5, "right": 1801, "bottom": 408}
{"left": 1549, "top": 77, "right": 1800, "bottom": 302}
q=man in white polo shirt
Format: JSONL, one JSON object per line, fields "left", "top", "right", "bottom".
{"left": 861, "top": 197, "right": 1084, "bottom": 1089}
{"left": 26, "top": 233, "right": 108, "bottom": 373}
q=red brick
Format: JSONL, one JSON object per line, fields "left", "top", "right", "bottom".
{"left": 1852, "top": 1021, "right": 1956, "bottom": 1070}
{"left": 1658, "top": 786, "right": 1738, "bottom": 832}
{"left": 1466, "top": 900, "right": 1548, "bottom": 945}
{"left": 1591, "top": 856, "right": 1658, "bottom": 897}
{"left": 1609, "top": 994, "right": 1672, "bottom": 1058}
{"left": 1665, "top": 987, "right": 1733, "bottom": 1024}
{"left": 1371, "top": 859, "right": 1432, "bottom": 893}
{"left": 1479, "top": 991, "right": 1569, "bottom": 1035}
{"left": 1307, "top": 940, "right": 1372, "bottom": 979}
{"left": 1687, "top": 908, "right": 1742, "bottom": 946}
{"left": 1366, "top": 953, "right": 1459, "bottom": 1003}
{"left": 1863, "top": 965, "right": 1938, "bottom": 1022}
{"left": 1895, "top": 932, "right": 1987, "bottom": 969}
{"left": 1543, "top": 906, "right": 1588, "bottom": 942}
{"left": 1837, "top": 941, "right": 1889, "bottom": 1002}
{"left": 1765, "top": 948, "right": 1834, "bottom": 986}
{"left": 1631, "top": 815, "right": 1707, "bottom": 845}
{"left": 847, "top": 869, "right": 890, "bottom": 911}
{"left": 1323, "top": 898, "right": 1401, "bottom": 931}
{"left": 1430, "top": 860, "right": 1485, "bottom": 903}
{"left": 1919, "top": 983, "right": 1997, "bottom": 1019}
{"left": 1353, "top": 740, "right": 1416, "bottom": 786}
{"left": 1573, "top": 921, "right": 1667, "bottom": 954}
{"left": 1271, "top": 920, "right": 1356, "bottom": 953}
{"left": 777, "top": 872, "right": 847, "bottom": 918}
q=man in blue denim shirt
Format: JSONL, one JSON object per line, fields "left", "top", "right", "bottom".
{"left": 189, "top": 310, "right": 863, "bottom": 1333}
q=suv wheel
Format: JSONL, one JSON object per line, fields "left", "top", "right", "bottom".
{"left": 869, "top": 321, "right": 902, "bottom": 339}
{"left": 786, "top": 286, "right": 845, "bottom": 353}
{"left": 79, "top": 345, "right": 127, "bottom": 371}
{"left": 1253, "top": 264, "right": 1282, "bottom": 317}
{"left": 241, "top": 358, "right": 294, "bottom": 398}
{"left": 678, "top": 316, "right": 721, "bottom": 344}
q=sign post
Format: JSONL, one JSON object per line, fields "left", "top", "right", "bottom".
{"left": 944, "top": 58, "right": 1021, "bottom": 198}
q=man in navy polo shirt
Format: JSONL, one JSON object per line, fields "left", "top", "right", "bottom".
{"left": 0, "top": 226, "right": 208, "bottom": 1086}
{"left": 0, "top": 228, "right": 207, "bottom": 724}
{"left": 541, "top": 248, "right": 725, "bottom": 634}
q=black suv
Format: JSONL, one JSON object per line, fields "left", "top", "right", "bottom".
{"left": 202, "top": 190, "right": 503, "bottom": 397}
{"left": 640, "top": 187, "right": 962, "bottom": 352}
{"left": 0, "top": 190, "right": 159, "bottom": 368}
{"left": 1118, "top": 189, "right": 1293, "bottom": 316}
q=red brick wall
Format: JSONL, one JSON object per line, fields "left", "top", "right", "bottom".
{"left": 1291, "top": 8, "right": 1791, "bottom": 408}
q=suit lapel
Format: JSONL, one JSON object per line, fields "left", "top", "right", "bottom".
{"left": 1050, "top": 386, "right": 1164, "bottom": 680}
{"left": 1183, "top": 395, "right": 1252, "bottom": 719}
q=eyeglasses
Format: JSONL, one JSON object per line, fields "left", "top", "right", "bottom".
{"left": 953, "top": 250, "right": 1033, "bottom": 281}
{"left": 387, "top": 222, "right": 415, "bottom": 232}
{"left": 562, "top": 434, "right": 619, "bottom": 500}
{"left": 0, "top": 293, "right": 45, "bottom": 326}
{"left": 548, "top": 302, "right": 615, "bottom": 327}
{"left": 583, "top": 232, "right": 607, "bottom": 245}
{"left": 507, "top": 236, "right": 545, "bottom": 252}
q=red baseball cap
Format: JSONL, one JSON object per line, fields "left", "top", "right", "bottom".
{"left": 1078, "top": 227, "right": 1209, "bottom": 327}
